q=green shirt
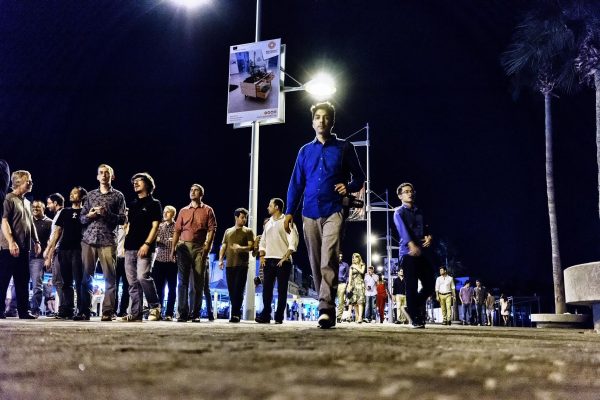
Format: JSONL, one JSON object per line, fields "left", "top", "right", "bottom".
{"left": 222, "top": 226, "right": 254, "bottom": 268}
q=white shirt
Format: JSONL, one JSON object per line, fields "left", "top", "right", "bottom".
{"left": 364, "top": 273, "right": 378, "bottom": 296}
{"left": 435, "top": 275, "right": 455, "bottom": 294}
{"left": 50, "top": 208, "right": 63, "bottom": 249}
{"left": 259, "top": 214, "right": 299, "bottom": 260}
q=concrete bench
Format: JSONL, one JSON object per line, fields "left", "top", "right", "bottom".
{"left": 564, "top": 262, "right": 600, "bottom": 332}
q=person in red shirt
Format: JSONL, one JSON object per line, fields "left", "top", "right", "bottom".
{"left": 375, "top": 275, "right": 391, "bottom": 323}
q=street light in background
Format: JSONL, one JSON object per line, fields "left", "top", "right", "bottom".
{"left": 169, "top": 0, "right": 210, "bottom": 10}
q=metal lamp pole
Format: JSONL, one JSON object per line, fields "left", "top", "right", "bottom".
{"left": 243, "top": 0, "right": 261, "bottom": 321}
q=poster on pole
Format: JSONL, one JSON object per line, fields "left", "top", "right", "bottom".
{"left": 226, "top": 38, "right": 284, "bottom": 126}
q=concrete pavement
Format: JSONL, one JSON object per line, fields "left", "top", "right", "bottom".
{"left": 1, "top": 318, "right": 599, "bottom": 400}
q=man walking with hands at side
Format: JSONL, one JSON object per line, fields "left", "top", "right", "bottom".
{"left": 285, "top": 102, "right": 365, "bottom": 329}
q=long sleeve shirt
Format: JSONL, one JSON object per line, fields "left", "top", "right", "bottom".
{"left": 155, "top": 221, "right": 175, "bottom": 263}
{"left": 286, "top": 134, "right": 365, "bottom": 218}
{"left": 80, "top": 187, "right": 126, "bottom": 247}
{"left": 435, "top": 275, "right": 455, "bottom": 294}
{"left": 393, "top": 204, "right": 427, "bottom": 256}
{"left": 258, "top": 214, "right": 299, "bottom": 260}
{"left": 338, "top": 261, "right": 349, "bottom": 283}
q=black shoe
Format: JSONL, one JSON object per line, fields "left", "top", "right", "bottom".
{"left": 229, "top": 316, "right": 240, "bottom": 323}
{"left": 19, "top": 313, "right": 38, "bottom": 320}
{"left": 0, "top": 313, "right": 5, "bottom": 319}
{"left": 73, "top": 314, "right": 90, "bottom": 321}
{"left": 208, "top": 315, "right": 215, "bottom": 321}
{"left": 100, "top": 314, "right": 112, "bottom": 322}
{"left": 318, "top": 313, "right": 335, "bottom": 329}
{"left": 192, "top": 317, "right": 200, "bottom": 323}
{"left": 177, "top": 317, "right": 189, "bottom": 322}
{"left": 274, "top": 320, "right": 283, "bottom": 324}
{"left": 255, "top": 315, "right": 270, "bottom": 324}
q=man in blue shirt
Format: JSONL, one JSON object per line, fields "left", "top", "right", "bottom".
{"left": 285, "top": 102, "right": 364, "bottom": 329}
{"left": 393, "top": 182, "right": 434, "bottom": 328}
{"left": 336, "top": 252, "right": 349, "bottom": 323}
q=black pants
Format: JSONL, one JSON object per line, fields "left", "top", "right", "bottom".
{"left": 58, "top": 249, "right": 83, "bottom": 316}
{"left": 153, "top": 260, "right": 177, "bottom": 317}
{"left": 259, "top": 259, "right": 291, "bottom": 322}
{"left": 0, "top": 250, "right": 30, "bottom": 317}
{"left": 226, "top": 266, "right": 248, "bottom": 318}
{"left": 115, "top": 257, "right": 129, "bottom": 316}
{"left": 203, "top": 268, "right": 213, "bottom": 317}
{"left": 400, "top": 254, "right": 434, "bottom": 323}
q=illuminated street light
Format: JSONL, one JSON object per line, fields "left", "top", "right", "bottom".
{"left": 169, "top": 0, "right": 210, "bottom": 9}
{"left": 304, "top": 73, "right": 337, "bottom": 99}
{"left": 372, "top": 253, "right": 381, "bottom": 262}
{"left": 376, "top": 266, "right": 384, "bottom": 273}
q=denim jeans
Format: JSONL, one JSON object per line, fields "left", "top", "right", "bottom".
{"left": 58, "top": 248, "right": 83, "bottom": 316}
{"left": 115, "top": 257, "right": 130, "bottom": 316}
{"left": 259, "top": 259, "right": 291, "bottom": 322}
{"left": 124, "top": 250, "right": 159, "bottom": 319}
{"left": 226, "top": 266, "right": 248, "bottom": 318}
{"left": 475, "top": 303, "right": 486, "bottom": 325}
{"left": 365, "top": 295, "right": 377, "bottom": 321}
{"left": 461, "top": 303, "right": 472, "bottom": 324}
{"left": 153, "top": 260, "right": 177, "bottom": 317}
{"left": 28, "top": 258, "right": 45, "bottom": 313}
{"left": 0, "top": 250, "right": 31, "bottom": 317}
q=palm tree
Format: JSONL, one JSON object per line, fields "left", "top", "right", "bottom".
{"left": 502, "top": 0, "right": 577, "bottom": 314}
{"left": 573, "top": 5, "right": 600, "bottom": 220}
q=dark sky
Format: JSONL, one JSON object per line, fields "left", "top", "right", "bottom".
{"left": 2, "top": 1, "right": 598, "bottom": 308}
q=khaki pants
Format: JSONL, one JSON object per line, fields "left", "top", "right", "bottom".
{"left": 439, "top": 293, "right": 453, "bottom": 322}
{"left": 336, "top": 282, "right": 347, "bottom": 319}
{"left": 394, "top": 294, "right": 407, "bottom": 322}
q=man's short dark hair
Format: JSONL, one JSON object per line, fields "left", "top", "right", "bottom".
{"left": 439, "top": 265, "right": 447, "bottom": 271}
{"left": 47, "top": 193, "right": 65, "bottom": 207}
{"left": 397, "top": 182, "right": 415, "bottom": 196}
{"left": 270, "top": 198, "right": 284, "bottom": 211}
{"left": 234, "top": 208, "right": 249, "bottom": 218}
{"left": 310, "top": 101, "right": 336, "bottom": 122}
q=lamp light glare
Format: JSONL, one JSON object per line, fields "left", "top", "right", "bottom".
{"left": 170, "top": 0, "right": 209, "bottom": 9}
{"left": 304, "top": 73, "right": 337, "bottom": 99}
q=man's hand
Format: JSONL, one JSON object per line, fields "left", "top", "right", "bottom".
{"left": 44, "top": 258, "right": 52, "bottom": 270}
{"left": 284, "top": 214, "right": 294, "bottom": 234}
{"left": 408, "top": 241, "right": 421, "bottom": 257}
{"left": 260, "top": 256, "right": 266, "bottom": 267}
{"left": 34, "top": 242, "right": 42, "bottom": 257}
{"left": 231, "top": 243, "right": 241, "bottom": 252}
{"left": 422, "top": 235, "right": 432, "bottom": 248}
{"left": 334, "top": 183, "right": 348, "bottom": 196}
{"left": 218, "top": 260, "right": 224, "bottom": 270}
{"left": 138, "top": 243, "right": 149, "bottom": 258}
{"left": 9, "top": 242, "right": 19, "bottom": 257}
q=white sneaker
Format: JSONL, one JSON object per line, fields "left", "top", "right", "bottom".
{"left": 148, "top": 307, "right": 162, "bottom": 321}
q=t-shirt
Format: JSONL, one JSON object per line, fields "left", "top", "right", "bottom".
{"left": 0, "top": 192, "right": 34, "bottom": 251}
{"left": 55, "top": 208, "right": 83, "bottom": 250}
{"left": 124, "top": 195, "right": 162, "bottom": 252}
{"left": 222, "top": 226, "right": 255, "bottom": 268}
{"left": 31, "top": 216, "right": 52, "bottom": 259}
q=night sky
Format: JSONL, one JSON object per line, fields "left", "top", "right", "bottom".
{"left": 2, "top": 1, "right": 599, "bottom": 310}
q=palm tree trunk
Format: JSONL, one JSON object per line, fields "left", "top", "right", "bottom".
{"left": 595, "top": 70, "right": 600, "bottom": 221}
{"left": 544, "top": 93, "right": 566, "bottom": 314}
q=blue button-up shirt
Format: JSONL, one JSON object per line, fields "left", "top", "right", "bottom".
{"left": 286, "top": 134, "right": 364, "bottom": 219}
{"left": 338, "top": 261, "right": 349, "bottom": 283}
{"left": 393, "top": 204, "right": 426, "bottom": 256}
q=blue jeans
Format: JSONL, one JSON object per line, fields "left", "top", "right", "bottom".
{"left": 475, "top": 303, "right": 486, "bottom": 325}
{"left": 29, "top": 258, "right": 45, "bottom": 313}
{"left": 461, "top": 303, "right": 472, "bottom": 324}
{"left": 259, "top": 259, "right": 292, "bottom": 322}
{"left": 124, "top": 251, "right": 159, "bottom": 318}
{"left": 365, "top": 295, "right": 377, "bottom": 320}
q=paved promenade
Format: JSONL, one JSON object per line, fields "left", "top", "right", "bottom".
{"left": 1, "top": 318, "right": 599, "bottom": 400}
